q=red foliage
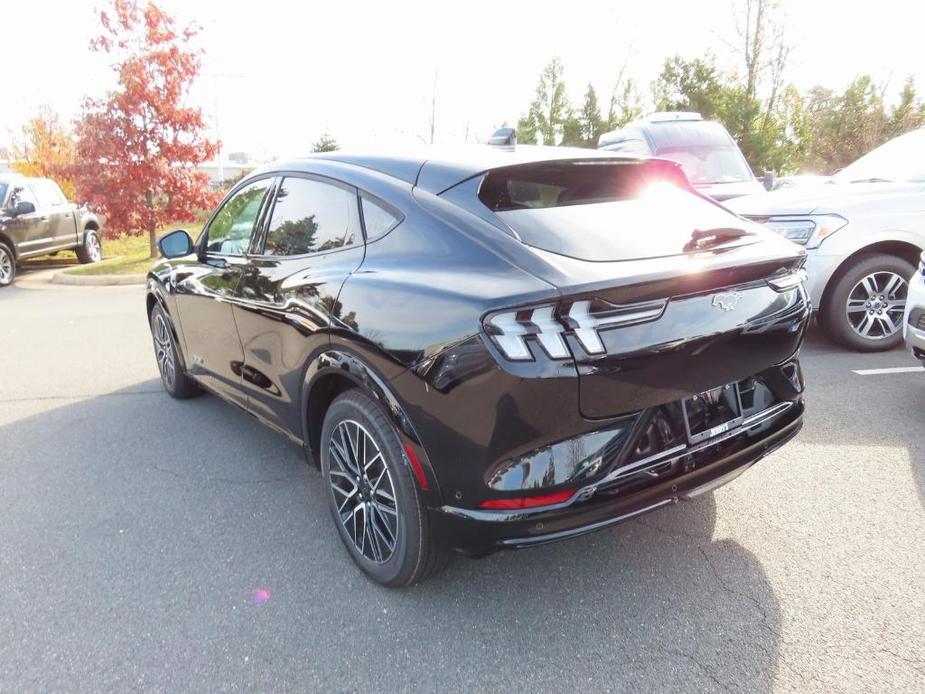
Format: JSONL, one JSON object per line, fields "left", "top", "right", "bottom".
{"left": 75, "top": 0, "right": 219, "bottom": 251}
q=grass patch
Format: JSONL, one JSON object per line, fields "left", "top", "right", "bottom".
{"left": 58, "top": 224, "right": 203, "bottom": 276}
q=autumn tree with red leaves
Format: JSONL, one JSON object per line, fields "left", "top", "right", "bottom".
{"left": 75, "top": 0, "right": 218, "bottom": 258}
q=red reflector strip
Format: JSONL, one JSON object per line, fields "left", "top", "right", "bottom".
{"left": 403, "top": 443, "right": 430, "bottom": 491}
{"left": 479, "top": 489, "right": 574, "bottom": 510}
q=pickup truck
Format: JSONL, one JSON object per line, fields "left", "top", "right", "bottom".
{"left": 0, "top": 175, "right": 105, "bottom": 287}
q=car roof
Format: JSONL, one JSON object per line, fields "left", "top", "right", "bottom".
{"left": 273, "top": 145, "right": 639, "bottom": 195}
{"left": 599, "top": 119, "right": 735, "bottom": 150}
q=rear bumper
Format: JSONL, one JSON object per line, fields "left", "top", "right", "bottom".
{"left": 431, "top": 400, "right": 803, "bottom": 556}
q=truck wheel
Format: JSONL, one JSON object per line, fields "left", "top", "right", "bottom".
{"left": 820, "top": 253, "right": 915, "bottom": 352}
{"left": 76, "top": 230, "right": 102, "bottom": 264}
{"left": 0, "top": 242, "right": 14, "bottom": 287}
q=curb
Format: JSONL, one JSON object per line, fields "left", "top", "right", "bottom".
{"left": 51, "top": 271, "right": 147, "bottom": 286}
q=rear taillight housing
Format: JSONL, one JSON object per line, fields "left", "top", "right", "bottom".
{"left": 483, "top": 298, "right": 667, "bottom": 361}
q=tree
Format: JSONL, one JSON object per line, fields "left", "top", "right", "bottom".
{"left": 574, "top": 84, "right": 603, "bottom": 147}
{"left": 74, "top": 0, "right": 219, "bottom": 258}
{"left": 517, "top": 58, "right": 572, "bottom": 145}
{"left": 311, "top": 133, "right": 340, "bottom": 152}
{"left": 11, "top": 106, "right": 77, "bottom": 200}
{"left": 606, "top": 77, "right": 644, "bottom": 130}
{"left": 652, "top": 56, "right": 726, "bottom": 119}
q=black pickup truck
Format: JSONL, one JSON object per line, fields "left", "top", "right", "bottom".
{"left": 0, "top": 175, "right": 105, "bottom": 286}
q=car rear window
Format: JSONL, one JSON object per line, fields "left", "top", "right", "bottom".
{"left": 478, "top": 159, "right": 754, "bottom": 262}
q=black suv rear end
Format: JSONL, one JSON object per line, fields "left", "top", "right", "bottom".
{"left": 356, "top": 155, "right": 810, "bottom": 556}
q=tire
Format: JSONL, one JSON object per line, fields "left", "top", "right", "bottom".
{"left": 76, "top": 229, "right": 102, "bottom": 264}
{"left": 320, "top": 389, "right": 447, "bottom": 587}
{"left": 149, "top": 304, "right": 200, "bottom": 398}
{"left": 0, "top": 242, "right": 14, "bottom": 287}
{"left": 820, "top": 253, "right": 915, "bottom": 352}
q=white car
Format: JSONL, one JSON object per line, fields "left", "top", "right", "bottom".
{"left": 903, "top": 252, "right": 925, "bottom": 361}
{"left": 727, "top": 128, "right": 925, "bottom": 352}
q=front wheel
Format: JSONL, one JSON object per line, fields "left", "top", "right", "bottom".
{"left": 76, "top": 229, "right": 102, "bottom": 264}
{"left": 0, "top": 242, "right": 14, "bottom": 287}
{"left": 149, "top": 304, "right": 199, "bottom": 398}
{"left": 820, "top": 253, "right": 915, "bottom": 352}
{"left": 320, "top": 389, "right": 447, "bottom": 587}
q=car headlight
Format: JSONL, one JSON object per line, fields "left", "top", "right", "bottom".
{"left": 762, "top": 214, "right": 848, "bottom": 248}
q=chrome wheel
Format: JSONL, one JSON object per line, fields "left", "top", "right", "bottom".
{"left": 328, "top": 419, "right": 399, "bottom": 564}
{"left": 845, "top": 271, "right": 908, "bottom": 340}
{"left": 0, "top": 247, "right": 12, "bottom": 285}
{"left": 152, "top": 313, "right": 176, "bottom": 390}
{"left": 87, "top": 234, "right": 102, "bottom": 262}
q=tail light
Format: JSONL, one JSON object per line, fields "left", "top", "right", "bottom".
{"left": 484, "top": 298, "right": 667, "bottom": 361}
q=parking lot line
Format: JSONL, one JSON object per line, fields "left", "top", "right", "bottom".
{"left": 852, "top": 366, "right": 925, "bottom": 376}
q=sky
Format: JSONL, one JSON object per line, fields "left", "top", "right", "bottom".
{"left": 2, "top": 0, "right": 924, "bottom": 159}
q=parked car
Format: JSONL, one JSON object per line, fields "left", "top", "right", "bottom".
{"left": 903, "top": 251, "right": 925, "bottom": 362}
{"left": 598, "top": 112, "right": 765, "bottom": 201}
{"left": 146, "top": 146, "right": 809, "bottom": 587}
{"left": 0, "top": 175, "right": 104, "bottom": 286}
{"left": 728, "top": 128, "right": 925, "bottom": 352}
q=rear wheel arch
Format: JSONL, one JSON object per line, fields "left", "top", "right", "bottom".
{"left": 302, "top": 350, "right": 439, "bottom": 499}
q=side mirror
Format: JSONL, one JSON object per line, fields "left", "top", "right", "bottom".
{"left": 158, "top": 229, "right": 194, "bottom": 258}
{"left": 12, "top": 201, "right": 36, "bottom": 217}
{"left": 762, "top": 170, "right": 777, "bottom": 192}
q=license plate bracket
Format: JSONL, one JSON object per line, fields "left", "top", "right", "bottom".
{"left": 681, "top": 383, "right": 744, "bottom": 445}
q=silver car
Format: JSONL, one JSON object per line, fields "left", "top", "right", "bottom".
{"left": 728, "top": 128, "right": 925, "bottom": 352}
{"left": 904, "top": 252, "right": 925, "bottom": 361}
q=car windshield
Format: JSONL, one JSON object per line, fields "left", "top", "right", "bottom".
{"left": 654, "top": 145, "right": 755, "bottom": 184}
{"left": 0, "top": 183, "right": 7, "bottom": 207}
{"left": 833, "top": 128, "right": 925, "bottom": 183}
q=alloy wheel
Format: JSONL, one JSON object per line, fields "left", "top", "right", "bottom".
{"left": 845, "top": 271, "right": 908, "bottom": 340}
{"left": 328, "top": 419, "right": 399, "bottom": 564}
{"left": 88, "top": 234, "right": 102, "bottom": 262}
{"left": 152, "top": 313, "right": 176, "bottom": 390}
{"left": 0, "top": 247, "right": 12, "bottom": 284}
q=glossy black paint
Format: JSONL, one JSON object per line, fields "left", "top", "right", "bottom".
{"left": 146, "top": 146, "right": 810, "bottom": 557}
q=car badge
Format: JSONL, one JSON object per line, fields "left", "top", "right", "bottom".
{"left": 712, "top": 292, "right": 741, "bottom": 312}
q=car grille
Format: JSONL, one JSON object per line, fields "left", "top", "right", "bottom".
{"left": 917, "top": 315, "right": 925, "bottom": 331}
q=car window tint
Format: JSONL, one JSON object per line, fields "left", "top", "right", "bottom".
{"left": 206, "top": 179, "right": 273, "bottom": 255}
{"left": 264, "top": 177, "right": 354, "bottom": 256}
{"left": 360, "top": 197, "right": 399, "bottom": 239}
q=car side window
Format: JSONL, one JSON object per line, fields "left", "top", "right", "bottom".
{"left": 205, "top": 178, "right": 274, "bottom": 256}
{"left": 10, "top": 185, "right": 38, "bottom": 210}
{"left": 360, "top": 196, "right": 401, "bottom": 240}
{"left": 263, "top": 177, "right": 355, "bottom": 256}
{"left": 33, "top": 180, "right": 65, "bottom": 207}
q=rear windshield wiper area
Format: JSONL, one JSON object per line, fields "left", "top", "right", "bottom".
{"left": 683, "top": 227, "right": 754, "bottom": 253}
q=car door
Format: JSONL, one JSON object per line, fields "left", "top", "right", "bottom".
{"left": 6, "top": 184, "right": 54, "bottom": 256}
{"left": 34, "top": 180, "right": 77, "bottom": 249}
{"left": 172, "top": 176, "right": 276, "bottom": 406}
{"left": 232, "top": 173, "right": 366, "bottom": 439}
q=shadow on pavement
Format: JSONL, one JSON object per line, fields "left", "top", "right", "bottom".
{"left": 796, "top": 325, "right": 925, "bottom": 508}
{"left": 0, "top": 382, "right": 781, "bottom": 692}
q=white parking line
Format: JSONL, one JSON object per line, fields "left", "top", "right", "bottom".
{"left": 852, "top": 366, "right": 925, "bottom": 376}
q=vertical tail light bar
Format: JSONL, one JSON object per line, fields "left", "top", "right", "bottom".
{"left": 484, "top": 298, "right": 667, "bottom": 361}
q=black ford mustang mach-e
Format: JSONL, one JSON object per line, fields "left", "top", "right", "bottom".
{"left": 147, "top": 146, "right": 809, "bottom": 587}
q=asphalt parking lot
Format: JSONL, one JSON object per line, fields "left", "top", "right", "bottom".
{"left": 2, "top": 268, "right": 923, "bottom": 693}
